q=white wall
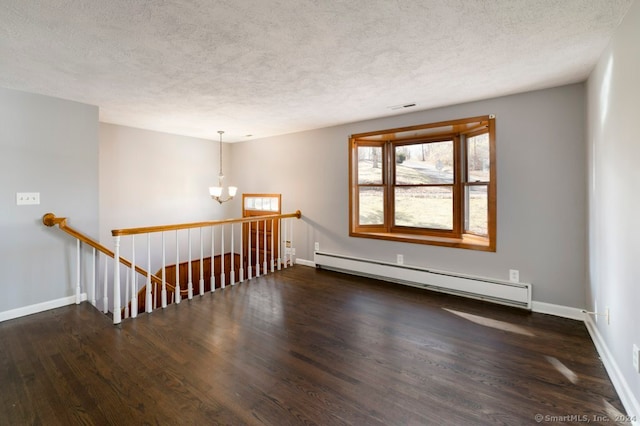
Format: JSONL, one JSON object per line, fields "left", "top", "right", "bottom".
{"left": 99, "top": 123, "right": 239, "bottom": 277}
{"left": 99, "top": 123, "right": 236, "bottom": 243}
{"left": 0, "top": 88, "right": 98, "bottom": 313}
{"left": 231, "top": 84, "right": 587, "bottom": 308}
{"left": 587, "top": 0, "right": 640, "bottom": 416}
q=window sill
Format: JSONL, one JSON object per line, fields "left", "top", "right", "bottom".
{"left": 349, "top": 230, "right": 495, "bottom": 252}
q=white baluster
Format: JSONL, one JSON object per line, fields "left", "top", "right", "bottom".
{"left": 199, "top": 228, "right": 205, "bottom": 296}
{"left": 161, "top": 232, "right": 167, "bottom": 308}
{"left": 270, "top": 219, "right": 275, "bottom": 273}
{"left": 263, "top": 219, "right": 267, "bottom": 274}
{"left": 132, "top": 275, "right": 139, "bottom": 317}
{"left": 187, "top": 229, "right": 193, "bottom": 299}
{"left": 220, "top": 226, "right": 226, "bottom": 288}
{"left": 255, "top": 220, "right": 260, "bottom": 277}
{"left": 210, "top": 227, "right": 215, "bottom": 292}
{"left": 146, "top": 234, "right": 152, "bottom": 313}
{"left": 290, "top": 217, "right": 295, "bottom": 266}
{"left": 91, "top": 247, "right": 96, "bottom": 307}
{"left": 239, "top": 222, "right": 244, "bottom": 283}
{"left": 277, "top": 218, "right": 282, "bottom": 271}
{"left": 282, "top": 217, "right": 288, "bottom": 269}
{"left": 76, "top": 239, "right": 81, "bottom": 304}
{"left": 131, "top": 235, "right": 137, "bottom": 318}
{"left": 175, "top": 230, "right": 181, "bottom": 304}
{"left": 247, "top": 221, "right": 253, "bottom": 279}
{"left": 230, "top": 223, "right": 236, "bottom": 285}
{"left": 113, "top": 236, "right": 122, "bottom": 324}
{"left": 124, "top": 265, "right": 130, "bottom": 319}
{"left": 103, "top": 255, "right": 109, "bottom": 314}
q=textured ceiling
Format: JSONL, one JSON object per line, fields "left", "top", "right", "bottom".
{"left": 0, "top": 0, "right": 634, "bottom": 141}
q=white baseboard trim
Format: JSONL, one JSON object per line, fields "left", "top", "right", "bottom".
{"left": 0, "top": 293, "right": 88, "bottom": 323}
{"left": 531, "top": 301, "right": 585, "bottom": 320}
{"left": 585, "top": 316, "right": 640, "bottom": 424}
{"left": 295, "top": 258, "right": 315, "bottom": 267}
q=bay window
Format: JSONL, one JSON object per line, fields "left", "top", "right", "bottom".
{"left": 349, "top": 115, "right": 496, "bottom": 251}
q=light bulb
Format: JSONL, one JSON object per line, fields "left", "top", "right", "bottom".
{"left": 209, "top": 186, "right": 222, "bottom": 197}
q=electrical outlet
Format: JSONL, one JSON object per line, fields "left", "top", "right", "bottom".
{"left": 509, "top": 269, "right": 519, "bottom": 283}
{"left": 314, "top": 242, "right": 320, "bottom": 251}
{"left": 16, "top": 192, "right": 40, "bottom": 205}
{"left": 397, "top": 254, "right": 404, "bottom": 265}
{"left": 633, "top": 344, "right": 639, "bottom": 373}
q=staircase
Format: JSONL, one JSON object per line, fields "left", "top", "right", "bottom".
{"left": 126, "top": 253, "right": 240, "bottom": 314}
{"left": 43, "top": 210, "right": 302, "bottom": 324}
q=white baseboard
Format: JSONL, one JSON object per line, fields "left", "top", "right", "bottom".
{"left": 295, "top": 258, "right": 315, "bottom": 267}
{"left": 585, "top": 316, "right": 640, "bottom": 424}
{"left": 0, "top": 293, "right": 88, "bottom": 323}
{"left": 531, "top": 301, "right": 585, "bottom": 320}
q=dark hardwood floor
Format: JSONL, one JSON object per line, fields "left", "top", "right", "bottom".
{"left": 0, "top": 266, "right": 629, "bottom": 425}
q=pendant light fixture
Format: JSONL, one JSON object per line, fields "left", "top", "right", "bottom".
{"left": 209, "top": 130, "right": 237, "bottom": 204}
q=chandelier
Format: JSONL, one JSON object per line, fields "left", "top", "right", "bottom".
{"left": 209, "top": 130, "right": 237, "bottom": 204}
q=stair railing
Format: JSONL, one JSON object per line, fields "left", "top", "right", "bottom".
{"left": 44, "top": 210, "right": 302, "bottom": 325}
{"left": 43, "top": 213, "right": 168, "bottom": 313}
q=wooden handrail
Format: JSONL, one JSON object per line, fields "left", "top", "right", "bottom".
{"left": 111, "top": 210, "right": 302, "bottom": 237}
{"left": 43, "top": 213, "right": 164, "bottom": 287}
{"left": 44, "top": 211, "right": 303, "bottom": 293}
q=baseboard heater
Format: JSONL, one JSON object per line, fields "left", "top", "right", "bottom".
{"left": 314, "top": 251, "right": 531, "bottom": 310}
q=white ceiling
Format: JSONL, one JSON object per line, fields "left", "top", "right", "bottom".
{"left": 0, "top": 0, "right": 634, "bottom": 142}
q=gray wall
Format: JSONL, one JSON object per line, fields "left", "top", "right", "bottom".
{"left": 587, "top": 0, "right": 640, "bottom": 413}
{"left": 0, "top": 87, "right": 98, "bottom": 313}
{"left": 98, "top": 124, "right": 236, "bottom": 290}
{"left": 0, "top": 84, "right": 588, "bottom": 314}
{"left": 231, "top": 84, "right": 587, "bottom": 308}
{"left": 99, "top": 123, "right": 232, "bottom": 245}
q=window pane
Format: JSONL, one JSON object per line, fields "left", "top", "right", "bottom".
{"left": 358, "top": 146, "right": 383, "bottom": 184}
{"left": 394, "top": 186, "right": 452, "bottom": 229}
{"left": 467, "top": 133, "right": 490, "bottom": 182}
{"left": 465, "top": 185, "right": 488, "bottom": 235}
{"left": 395, "top": 141, "right": 453, "bottom": 185}
{"left": 359, "top": 187, "right": 384, "bottom": 225}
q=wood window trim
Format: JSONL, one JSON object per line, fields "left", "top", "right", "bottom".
{"left": 349, "top": 115, "right": 496, "bottom": 252}
{"left": 348, "top": 229, "right": 493, "bottom": 252}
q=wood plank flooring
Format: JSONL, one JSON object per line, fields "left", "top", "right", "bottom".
{"left": 0, "top": 266, "right": 629, "bottom": 425}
